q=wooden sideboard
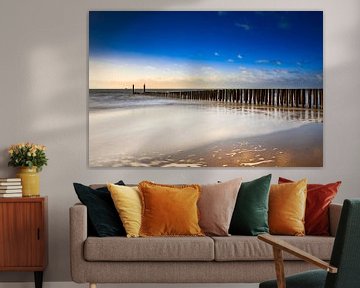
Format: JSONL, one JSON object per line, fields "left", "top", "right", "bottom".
{"left": 0, "top": 197, "right": 47, "bottom": 288}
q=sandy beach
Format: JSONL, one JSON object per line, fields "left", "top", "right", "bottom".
{"left": 89, "top": 96, "right": 323, "bottom": 167}
{"left": 90, "top": 123, "right": 322, "bottom": 168}
{"left": 159, "top": 124, "right": 323, "bottom": 167}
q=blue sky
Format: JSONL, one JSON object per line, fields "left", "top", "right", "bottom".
{"left": 89, "top": 11, "right": 323, "bottom": 89}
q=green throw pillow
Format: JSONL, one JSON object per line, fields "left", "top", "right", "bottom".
{"left": 229, "top": 174, "right": 272, "bottom": 236}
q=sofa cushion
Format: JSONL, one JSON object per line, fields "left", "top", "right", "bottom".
{"left": 279, "top": 177, "right": 341, "bottom": 236}
{"left": 84, "top": 236, "right": 214, "bottom": 261}
{"left": 269, "top": 179, "right": 307, "bottom": 236}
{"left": 73, "top": 181, "right": 126, "bottom": 237}
{"left": 198, "top": 178, "right": 242, "bottom": 236}
{"left": 212, "top": 236, "right": 334, "bottom": 261}
{"left": 108, "top": 184, "right": 142, "bottom": 238}
{"left": 229, "top": 174, "right": 271, "bottom": 236}
{"left": 139, "top": 181, "right": 203, "bottom": 237}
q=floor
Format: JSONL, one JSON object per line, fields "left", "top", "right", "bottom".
{"left": 0, "top": 283, "right": 259, "bottom": 288}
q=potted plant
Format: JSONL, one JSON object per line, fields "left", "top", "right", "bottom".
{"left": 8, "top": 143, "right": 48, "bottom": 197}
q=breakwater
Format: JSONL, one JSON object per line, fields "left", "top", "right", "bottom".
{"left": 135, "top": 88, "right": 323, "bottom": 109}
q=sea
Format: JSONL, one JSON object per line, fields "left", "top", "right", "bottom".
{"left": 89, "top": 89, "right": 323, "bottom": 167}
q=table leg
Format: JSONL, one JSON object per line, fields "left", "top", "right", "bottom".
{"left": 34, "top": 271, "right": 43, "bottom": 288}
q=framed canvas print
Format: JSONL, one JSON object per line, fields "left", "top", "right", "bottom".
{"left": 89, "top": 11, "right": 323, "bottom": 167}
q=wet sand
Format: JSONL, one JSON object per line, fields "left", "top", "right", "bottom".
{"left": 167, "top": 123, "right": 323, "bottom": 167}
{"left": 90, "top": 124, "right": 322, "bottom": 168}
{"left": 89, "top": 100, "right": 323, "bottom": 167}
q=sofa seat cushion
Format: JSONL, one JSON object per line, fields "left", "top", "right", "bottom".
{"left": 84, "top": 236, "right": 214, "bottom": 261}
{"left": 212, "top": 236, "right": 334, "bottom": 261}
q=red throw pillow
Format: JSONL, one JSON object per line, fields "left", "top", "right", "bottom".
{"left": 278, "top": 177, "right": 341, "bottom": 236}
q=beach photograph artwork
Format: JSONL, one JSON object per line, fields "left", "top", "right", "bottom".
{"left": 89, "top": 11, "right": 323, "bottom": 167}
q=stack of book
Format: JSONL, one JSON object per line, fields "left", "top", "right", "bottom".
{"left": 0, "top": 178, "right": 22, "bottom": 197}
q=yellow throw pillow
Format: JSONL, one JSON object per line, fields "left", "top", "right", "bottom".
{"left": 107, "top": 183, "right": 142, "bottom": 238}
{"left": 138, "top": 181, "right": 204, "bottom": 237}
{"left": 269, "top": 179, "right": 307, "bottom": 236}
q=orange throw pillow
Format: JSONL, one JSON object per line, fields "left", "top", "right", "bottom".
{"left": 269, "top": 179, "right": 307, "bottom": 236}
{"left": 138, "top": 181, "right": 204, "bottom": 237}
{"left": 278, "top": 177, "right": 341, "bottom": 236}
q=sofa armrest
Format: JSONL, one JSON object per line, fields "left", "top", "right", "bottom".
{"left": 329, "top": 203, "right": 342, "bottom": 237}
{"left": 69, "top": 203, "right": 88, "bottom": 283}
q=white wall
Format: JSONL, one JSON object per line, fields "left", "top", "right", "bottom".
{"left": 0, "top": 0, "right": 359, "bottom": 283}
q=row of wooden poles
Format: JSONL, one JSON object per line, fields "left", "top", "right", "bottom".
{"left": 136, "top": 88, "right": 323, "bottom": 109}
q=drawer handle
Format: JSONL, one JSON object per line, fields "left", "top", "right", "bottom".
{"left": 37, "top": 228, "right": 40, "bottom": 240}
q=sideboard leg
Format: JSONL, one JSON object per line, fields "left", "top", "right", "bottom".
{"left": 90, "top": 283, "right": 97, "bottom": 288}
{"left": 34, "top": 271, "right": 43, "bottom": 288}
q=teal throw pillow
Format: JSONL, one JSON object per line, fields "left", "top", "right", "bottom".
{"left": 229, "top": 174, "right": 272, "bottom": 236}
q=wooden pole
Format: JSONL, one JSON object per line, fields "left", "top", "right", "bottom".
{"left": 302, "top": 89, "right": 306, "bottom": 108}
{"left": 140, "top": 87, "right": 322, "bottom": 110}
{"left": 320, "top": 89, "right": 323, "bottom": 108}
{"left": 286, "top": 90, "right": 289, "bottom": 107}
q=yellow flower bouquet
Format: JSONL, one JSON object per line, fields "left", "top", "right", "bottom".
{"left": 8, "top": 142, "right": 48, "bottom": 172}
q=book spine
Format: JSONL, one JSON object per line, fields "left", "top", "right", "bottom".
{"left": 0, "top": 183, "right": 22, "bottom": 186}
{"left": 0, "top": 178, "right": 21, "bottom": 182}
{"left": 0, "top": 190, "right": 23, "bottom": 193}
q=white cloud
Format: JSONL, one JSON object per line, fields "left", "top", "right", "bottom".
{"left": 257, "top": 59, "right": 282, "bottom": 65}
{"left": 237, "top": 54, "right": 243, "bottom": 59}
{"left": 256, "top": 59, "right": 270, "bottom": 64}
{"left": 232, "top": 67, "right": 322, "bottom": 88}
{"left": 227, "top": 59, "right": 234, "bottom": 63}
{"left": 278, "top": 20, "right": 291, "bottom": 30}
{"left": 316, "top": 74, "right": 323, "bottom": 81}
{"left": 89, "top": 54, "right": 322, "bottom": 89}
{"left": 214, "top": 52, "right": 219, "bottom": 56}
{"left": 235, "top": 23, "right": 250, "bottom": 30}
{"left": 200, "top": 66, "right": 216, "bottom": 73}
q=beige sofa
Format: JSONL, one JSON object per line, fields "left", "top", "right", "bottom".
{"left": 70, "top": 203, "right": 342, "bottom": 287}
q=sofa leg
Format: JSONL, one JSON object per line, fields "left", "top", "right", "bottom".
{"left": 89, "top": 283, "right": 96, "bottom": 288}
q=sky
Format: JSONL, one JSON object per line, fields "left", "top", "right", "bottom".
{"left": 89, "top": 11, "right": 323, "bottom": 89}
